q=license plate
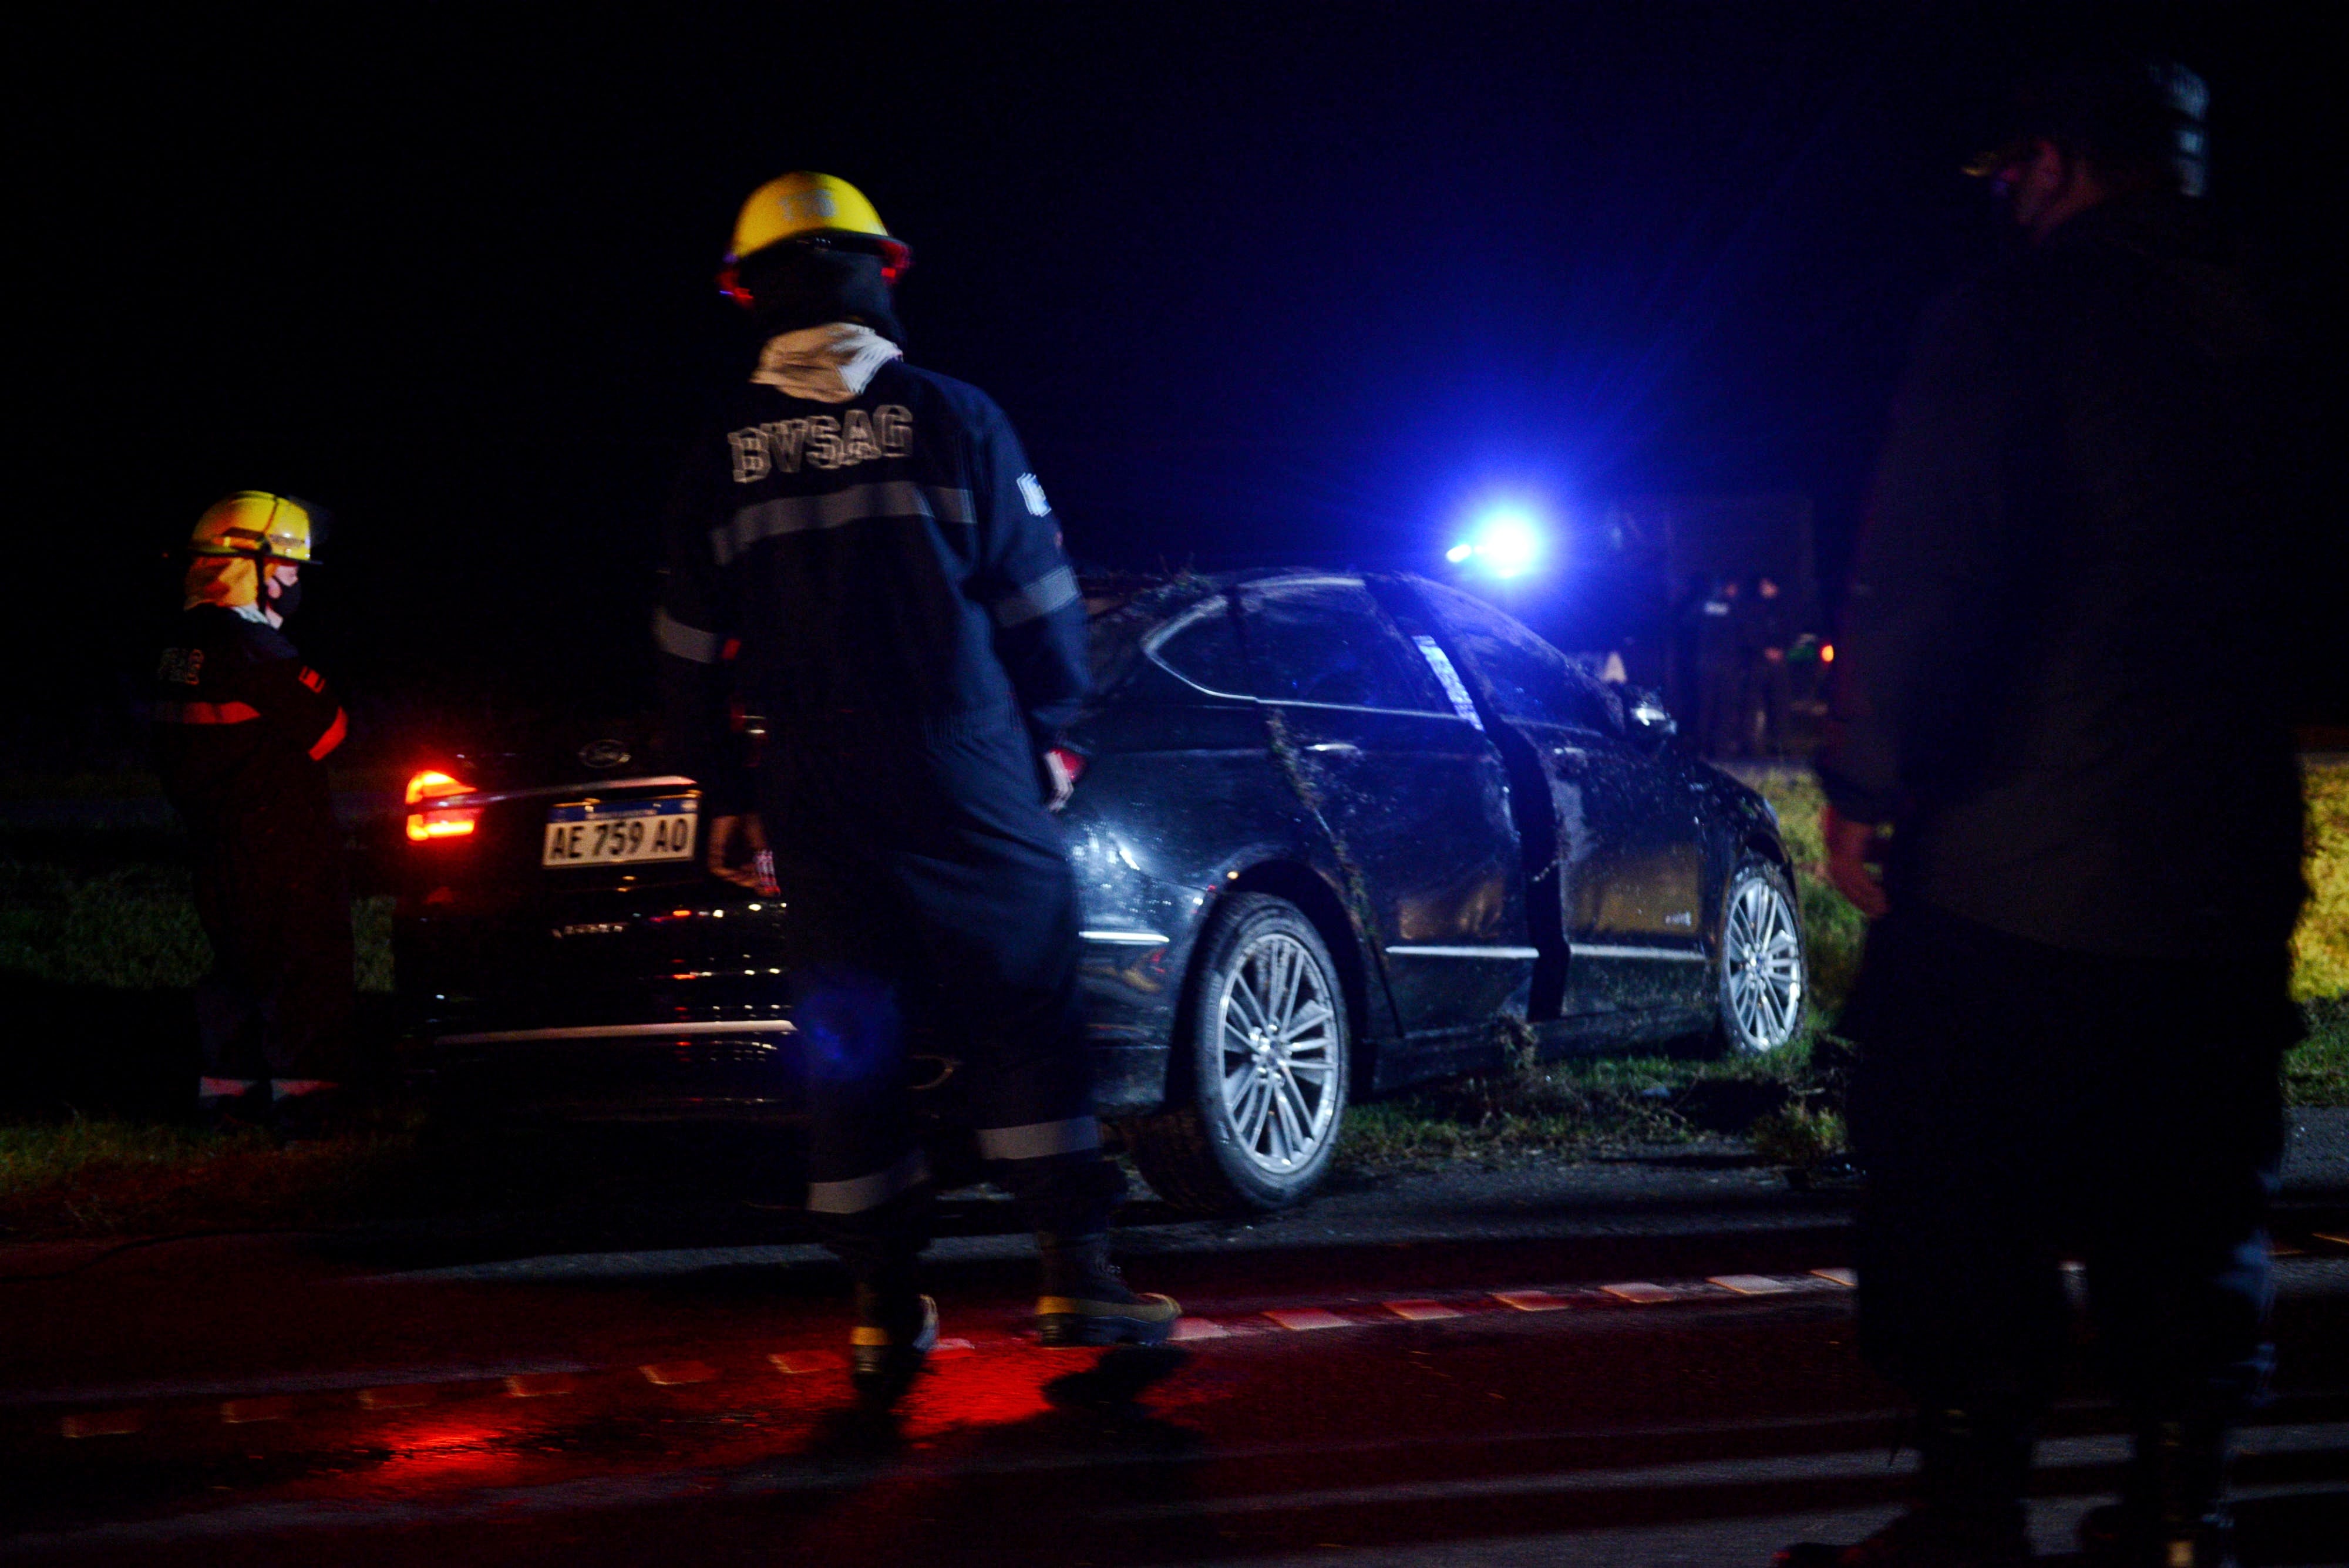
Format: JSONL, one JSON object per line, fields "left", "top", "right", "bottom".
{"left": 542, "top": 796, "right": 698, "bottom": 867}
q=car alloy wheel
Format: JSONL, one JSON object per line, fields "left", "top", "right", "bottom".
{"left": 1213, "top": 927, "right": 1342, "bottom": 1176}
{"left": 1123, "top": 893, "right": 1350, "bottom": 1215}
{"left": 1721, "top": 864, "right": 1805, "bottom": 1054}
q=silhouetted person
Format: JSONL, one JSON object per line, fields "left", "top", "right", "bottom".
{"left": 1789, "top": 61, "right": 2305, "bottom": 1568}
{"left": 1688, "top": 575, "right": 1745, "bottom": 756}
{"left": 1739, "top": 575, "right": 1793, "bottom": 758}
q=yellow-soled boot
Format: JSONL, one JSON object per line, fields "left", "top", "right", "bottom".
{"left": 1036, "top": 1234, "right": 1180, "bottom": 1347}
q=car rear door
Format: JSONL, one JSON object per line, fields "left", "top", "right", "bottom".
{"left": 1411, "top": 583, "right": 1708, "bottom": 1017}
{"left": 1230, "top": 577, "right": 1533, "bottom": 1038}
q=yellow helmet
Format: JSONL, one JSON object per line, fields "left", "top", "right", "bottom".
{"left": 718, "top": 172, "right": 911, "bottom": 307}
{"left": 189, "top": 491, "right": 315, "bottom": 564}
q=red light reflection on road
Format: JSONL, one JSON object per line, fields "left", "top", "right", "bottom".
{"left": 371, "top": 1414, "right": 527, "bottom": 1489}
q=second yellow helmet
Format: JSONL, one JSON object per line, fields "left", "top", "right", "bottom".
{"left": 189, "top": 492, "right": 315, "bottom": 564}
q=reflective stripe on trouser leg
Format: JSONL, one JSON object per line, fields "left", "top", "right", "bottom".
{"left": 198, "top": 1077, "right": 259, "bottom": 1100}
{"left": 807, "top": 1148, "right": 932, "bottom": 1216}
{"left": 271, "top": 1079, "right": 338, "bottom": 1100}
{"left": 975, "top": 1116, "right": 1102, "bottom": 1161}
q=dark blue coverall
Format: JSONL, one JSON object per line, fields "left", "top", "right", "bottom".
{"left": 152, "top": 604, "right": 354, "bottom": 1108}
{"left": 655, "top": 357, "right": 1105, "bottom": 1254}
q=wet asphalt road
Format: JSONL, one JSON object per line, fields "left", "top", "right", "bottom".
{"left": 4, "top": 1116, "right": 2346, "bottom": 1566}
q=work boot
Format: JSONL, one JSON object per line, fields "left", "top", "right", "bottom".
{"left": 849, "top": 1279, "right": 938, "bottom": 1406}
{"left": 1778, "top": 1407, "right": 2034, "bottom": 1566}
{"left": 2078, "top": 1418, "right": 2238, "bottom": 1567}
{"left": 1036, "top": 1233, "right": 1180, "bottom": 1347}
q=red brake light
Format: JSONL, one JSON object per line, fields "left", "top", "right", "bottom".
{"left": 405, "top": 770, "right": 480, "bottom": 842}
{"left": 1048, "top": 746, "right": 1086, "bottom": 786}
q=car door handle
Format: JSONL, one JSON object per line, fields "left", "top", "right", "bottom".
{"left": 1305, "top": 742, "right": 1362, "bottom": 757}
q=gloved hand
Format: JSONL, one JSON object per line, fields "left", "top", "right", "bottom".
{"left": 706, "top": 813, "right": 779, "bottom": 894}
{"left": 1040, "top": 749, "right": 1078, "bottom": 813}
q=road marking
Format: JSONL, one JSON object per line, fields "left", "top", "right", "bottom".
{"left": 4, "top": 1358, "right": 590, "bottom": 1411}
{"left": 1385, "top": 1300, "right": 1462, "bottom": 1321}
{"left": 359, "top": 1385, "right": 435, "bottom": 1409}
{"left": 2313, "top": 1232, "right": 2349, "bottom": 1250}
{"left": 45, "top": 1261, "right": 1903, "bottom": 1442}
{"left": 1264, "top": 1308, "right": 1351, "bottom": 1331}
{"left": 1492, "top": 1291, "right": 1568, "bottom": 1312}
{"left": 1600, "top": 1283, "right": 1674, "bottom": 1304}
{"left": 503, "top": 1373, "right": 577, "bottom": 1398}
{"left": 220, "top": 1397, "right": 295, "bottom": 1424}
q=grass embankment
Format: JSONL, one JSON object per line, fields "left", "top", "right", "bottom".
{"left": 0, "top": 765, "right": 2344, "bottom": 1237}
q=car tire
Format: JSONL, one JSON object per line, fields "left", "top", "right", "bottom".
{"left": 1125, "top": 893, "right": 1350, "bottom": 1215}
{"left": 1715, "top": 859, "right": 1807, "bottom": 1055}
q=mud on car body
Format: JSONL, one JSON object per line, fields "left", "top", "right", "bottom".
{"left": 394, "top": 571, "right": 1805, "bottom": 1213}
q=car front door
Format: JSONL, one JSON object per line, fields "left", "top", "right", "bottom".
{"left": 1413, "top": 583, "right": 1707, "bottom": 1017}
{"left": 1231, "top": 577, "right": 1533, "bottom": 1038}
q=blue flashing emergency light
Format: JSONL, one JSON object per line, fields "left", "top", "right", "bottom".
{"left": 1447, "top": 506, "right": 1546, "bottom": 579}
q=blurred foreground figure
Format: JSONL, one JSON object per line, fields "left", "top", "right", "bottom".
{"left": 658, "top": 173, "right": 1176, "bottom": 1406}
{"left": 1791, "top": 62, "right": 2306, "bottom": 1568}
{"left": 153, "top": 493, "right": 354, "bottom": 1138}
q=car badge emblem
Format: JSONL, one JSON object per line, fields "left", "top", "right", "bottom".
{"left": 580, "top": 739, "right": 631, "bottom": 770}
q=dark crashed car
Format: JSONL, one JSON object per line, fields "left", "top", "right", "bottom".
{"left": 395, "top": 571, "right": 1806, "bottom": 1213}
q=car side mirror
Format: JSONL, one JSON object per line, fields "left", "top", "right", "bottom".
{"left": 1624, "top": 687, "right": 1677, "bottom": 748}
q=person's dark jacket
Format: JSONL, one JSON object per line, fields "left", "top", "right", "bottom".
{"left": 656, "top": 356, "right": 1088, "bottom": 811}
{"left": 1818, "top": 193, "right": 2307, "bottom": 960}
{"left": 152, "top": 603, "right": 348, "bottom": 823}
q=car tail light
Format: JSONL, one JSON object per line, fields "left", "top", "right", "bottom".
{"left": 405, "top": 770, "right": 480, "bottom": 842}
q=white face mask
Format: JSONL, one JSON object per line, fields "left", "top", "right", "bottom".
{"left": 262, "top": 566, "right": 302, "bottom": 626}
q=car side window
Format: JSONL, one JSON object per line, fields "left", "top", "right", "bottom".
{"left": 1237, "top": 580, "right": 1451, "bottom": 712}
{"left": 1147, "top": 598, "right": 1252, "bottom": 696}
{"left": 1420, "top": 582, "right": 1621, "bottom": 733}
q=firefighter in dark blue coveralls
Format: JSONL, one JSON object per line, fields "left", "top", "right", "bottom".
{"left": 657, "top": 173, "right": 1177, "bottom": 1402}
{"left": 153, "top": 493, "right": 354, "bottom": 1138}
{"left": 1783, "top": 63, "right": 2303, "bottom": 1568}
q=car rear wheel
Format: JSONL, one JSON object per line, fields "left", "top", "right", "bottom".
{"left": 1125, "top": 893, "right": 1350, "bottom": 1214}
{"left": 1717, "top": 860, "right": 1806, "bottom": 1055}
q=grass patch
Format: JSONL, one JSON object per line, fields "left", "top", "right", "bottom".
{"left": 2286, "top": 997, "right": 2349, "bottom": 1108}
{"left": 1337, "top": 1025, "right": 1837, "bottom": 1173}
{"left": 0, "top": 829, "right": 393, "bottom": 994}
{"left": 0, "top": 838, "right": 211, "bottom": 991}
{"left": 0, "top": 1116, "right": 423, "bottom": 1240}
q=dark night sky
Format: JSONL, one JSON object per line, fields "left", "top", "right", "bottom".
{"left": 16, "top": 2, "right": 2342, "bottom": 759}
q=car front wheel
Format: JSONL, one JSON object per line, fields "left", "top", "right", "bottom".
{"left": 1717, "top": 860, "right": 1806, "bottom": 1055}
{"left": 1125, "top": 893, "right": 1350, "bottom": 1214}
